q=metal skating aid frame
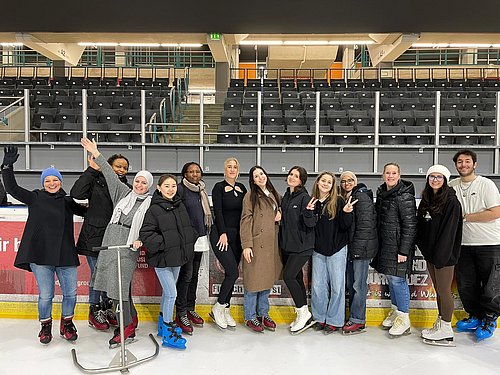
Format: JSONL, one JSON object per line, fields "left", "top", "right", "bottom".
{"left": 72, "top": 245, "right": 159, "bottom": 373}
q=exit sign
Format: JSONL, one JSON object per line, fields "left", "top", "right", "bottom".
{"left": 210, "top": 33, "right": 221, "bottom": 40}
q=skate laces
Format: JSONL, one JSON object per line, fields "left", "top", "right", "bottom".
{"left": 480, "top": 315, "right": 497, "bottom": 332}
{"left": 179, "top": 315, "right": 191, "bottom": 326}
{"left": 392, "top": 315, "right": 405, "bottom": 328}
{"left": 189, "top": 310, "right": 202, "bottom": 320}
{"left": 40, "top": 321, "right": 52, "bottom": 336}
{"left": 63, "top": 320, "right": 77, "bottom": 334}
{"left": 249, "top": 318, "right": 261, "bottom": 326}
{"left": 94, "top": 310, "right": 107, "bottom": 324}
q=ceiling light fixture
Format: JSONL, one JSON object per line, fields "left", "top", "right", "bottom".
{"left": 329, "top": 40, "right": 375, "bottom": 45}
{"left": 1, "top": 42, "right": 23, "bottom": 47}
{"left": 239, "top": 40, "right": 284, "bottom": 45}
{"left": 78, "top": 42, "right": 118, "bottom": 47}
{"left": 284, "top": 40, "right": 329, "bottom": 45}
{"left": 119, "top": 43, "right": 161, "bottom": 47}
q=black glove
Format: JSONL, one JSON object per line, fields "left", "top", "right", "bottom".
{"left": 2, "top": 146, "right": 19, "bottom": 168}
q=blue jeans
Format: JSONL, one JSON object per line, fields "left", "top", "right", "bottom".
{"left": 244, "top": 289, "right": 270, "bottom": 320}
{"left": 346, "top": 258, "right": 371, "bottom": 324}
{"left": 155, "top": 266, "right": 180, "bottom": 323}
{"left": 311, "top": 246, "right": 348, "bottom": 327}
{"left": 86, "top": 255, "right": 109, "bottom": 306}
{"left": 30, "top": 263, "right": 77, "bottom": 321}
{"left": 386, "top": 274, "right": 410, "bottom": 313}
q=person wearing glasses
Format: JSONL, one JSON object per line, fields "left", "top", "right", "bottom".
{"left": 339, "top": 171, "right": 378, "bottom": 335}
{"left": 416, "top": 165, "right": 462, "bottom": 346}
{"left": 372, "top": 162, "right": 417, "bottom": 337}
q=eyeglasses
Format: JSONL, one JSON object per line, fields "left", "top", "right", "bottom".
{"left": 340, "top": 178, "right": 355, "bottom": 185}
{"left": 428, "top": 175, "right": 444, "bottom": 182}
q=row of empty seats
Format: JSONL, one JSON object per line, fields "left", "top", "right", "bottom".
{"left": 217, "top": 123, "right": 495, "bottom": 146}
{"left": 0, "top": 77, "right": 171, "bottom": 89}
{"left": 229, "top": 78, "right": 500, "bottom": 91}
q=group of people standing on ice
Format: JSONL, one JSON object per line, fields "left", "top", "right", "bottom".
{"left": 1, "top": 141, "right": 499, "bottom": 349}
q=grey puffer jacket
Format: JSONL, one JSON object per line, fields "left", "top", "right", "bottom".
{"left": 372, "top": 179, "right": 417, "bottom": 278}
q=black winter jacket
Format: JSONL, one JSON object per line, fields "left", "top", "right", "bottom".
{"left": 0, "top": 178, "right": 7, "bottom": 205}
{"left": 347, "top": 184, "right": 378, "bottom": 260}
{"left": 416, "top": 187, "right": 462, "bottom": 268}
{"left": 140, "top": 191, "right": 197, "bottom": 268}
{"left": 279, "top": 186, "right": 316, "bottom": 256}
{"left": 372, "top": 179, "right": 417, "bottom": 278}
{"left": 70, "top": 167, "right": 130, "bottom": 257}
{"left": 313, "top": 196, "right": 353, "bottom": 256}
{"left": 2, "top": 166, "right": 86, "bottom": 271}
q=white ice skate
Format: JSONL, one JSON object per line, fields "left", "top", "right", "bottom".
{"left": 290, "top": 305, "right": 315, "bottom": 335}
{"left": 224, "top": 307, "right": 237, "bottom": 329}
{"left": 422, "top": 319, "right": 455, "bottom": 347}
{"left": 388, "top": 311, "right": 411, "bottom": 337}
{"left": 421, "top": 316, "right": 441, "bottom": 337}
{"left": 209, "top": 302, "right": 228, "bottom": 330}
{"left": 382, "top": 304, "right": 398, "bottom": 330}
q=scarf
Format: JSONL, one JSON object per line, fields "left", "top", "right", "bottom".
{"left": 182, "top": 177, "right": 212, "bottom": 228}
{"left": 110, "top": 170, "right": 153, "bottom": 246}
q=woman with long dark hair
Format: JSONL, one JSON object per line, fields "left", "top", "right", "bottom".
{"left": 209, "top": 157, "right": 247, "bottom": 329}
{"left": 417, "top": 165, "right": 462, "bottom": 346}
{"left": 240, "top": 166, "right": 282, "bottom": 332}
{"left": 279, "top": 166, "right": 317, "bottom": 334}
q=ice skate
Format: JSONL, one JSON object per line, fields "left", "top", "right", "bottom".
{"left": 323, "top": 324, "right": 339, "bottom": 335}
{"left": 38, "top": 319, "right": 52, "bottom": 345}
{"left": 382, "top": 304, "right": 398, "bottom": 330}
{"left": 388, "top": 311, "right": 411, "bottom": 337}
{"left": 101, "top": 299, "right": 118, "bottom": 326}
{"left": 290, "top": 305, "right": 315, "bottom": 335}
{"left": 162, "top": 326, "right": 187, "bottom": 350}
{"left": 245, "top": 318, "right": 264, "bottom": 333}
{"left": 60, "top": 317, "right": 78, "bottom": 341}
{"left": 187, "top": 310, "right": 204, "bottom": 326}
{"left": 175, "top": 314, "right": 194, "bottom": 335}
{"left": 342, "top": 321, "right": 366, "bottom": 335}
{"left": 476, "top": 314, "right": 497, "bottom": 342}
{"left": 421, "top": 316, "right": 441, "bottom": 338}
{"left": 455, "top": 315, "right": 480, "bottom": 332}
{"left": 108, "top": 323, "right": 136, "bottom": 349}
{"left": 88, "top": 304, "right": 109, "bottom": 331}
{"left": 225, "top": 307, "right": 237, "bottom": 329}
{"left": 209, "top": 302, "right": 228, "bottom": 330}
{"left": 157, "top": 313, "right": 163, "bottom": 337}
{"left": 422, "top": 319, "right": 455, "bottom": 347}
{"left": 258, "top": 316, "right": 277, "bottom": 331}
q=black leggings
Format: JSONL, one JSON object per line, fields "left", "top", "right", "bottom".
{"left": 282, "top": 252, "right": 310, "bottom": 308}
{"left": 427, "top": 262, "right": 455, "bottom": 322}
{"left": 176, "top": 251, "right": 204, "bottom": 315}
{"left": 211, "top": 228, "right": 242, "bottom": 306}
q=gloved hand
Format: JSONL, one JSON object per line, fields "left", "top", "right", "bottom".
{"left": 2, "top": 145, "right": 19, "bottom": 167}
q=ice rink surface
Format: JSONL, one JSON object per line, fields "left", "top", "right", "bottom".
{"left": 1, "top": 318, "right": 499, "bottom": 375}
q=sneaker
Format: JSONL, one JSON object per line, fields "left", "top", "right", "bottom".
{"left": 175, "top": 314, "right": 194, "bottom": 335}
{"left": 245, "top": 318, "right": 264, "bottom": 333}
{"left": 39, "top": 319, "right": 52, "bottom": 345}
{"left": 476, "top": 314, "right": 497, "bottom": 342}
{"left": 109, "top": 323, "right": 136, "bottom": 347}
{"left": 60, "top": 317, "right": 78, "bottom": 341}
{"left": 187, "top": 310, "right": 204, "bottom": 326}
{"left": 258, "top": 316, "right": 276, "bottom": 331}
{"left": 88, "top": 304, "right": 109, "bottom": 331}
{"left": 456, "top": 315, "right": 481, "bottom": 332}
{"left": 225, "top": 307, "right": 237, "bottom": 328}
{"left": 324, "top": 324, "right": 339, "bottom": 335}
{"left": 313, "top": 322, "right": 326, "bottom": 331}
{"left": 382, "top": 304, "right": 398, "bottom": 329}
{"left": 342, "top": 321, "right": 366, "bottom": 334}
{"left": 388, "top": 312, "right": 411, "bottom": 336}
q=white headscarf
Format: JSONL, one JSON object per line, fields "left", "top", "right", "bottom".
{"left": 110, "top": 170, "right": 154, "bottom": 246}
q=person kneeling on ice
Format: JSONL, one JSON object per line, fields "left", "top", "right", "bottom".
{"left": 1, "top": 146, "right": 86, "bottom": 345}
{"left": 416, "top": 165, "right": 462, "bottom": 346}
{"left": 140, "top": 174, "right": 197, "bottom": 349}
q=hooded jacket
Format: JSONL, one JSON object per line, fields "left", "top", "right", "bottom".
{"left": 140, "top": 191, "right": 197, "bottom": 268}
{"left": 279, "top": 186, "right": 316, "bottom": 256}
{"left": 70, "top": 166, "right": 130, "bottom": 257}
{"left": 347, "top": 183, "right": 378, "bottom": 260}
{"left": 416, "top": 187, "right": 462, "bottom": 268}
{"left": 372, "top": 179, "right": 417, "bottom": 278}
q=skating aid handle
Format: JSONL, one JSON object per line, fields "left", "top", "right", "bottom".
{"left": 93, "top": 245, "right": 135, "bottom": 251}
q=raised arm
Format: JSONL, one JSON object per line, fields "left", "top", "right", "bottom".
{"left": 1, "top": 146, "right": 36, "bottom": 205}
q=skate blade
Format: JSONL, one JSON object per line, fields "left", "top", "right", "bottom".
{"left": 381, "top": 325, "right": 392, "bottom": 330}
{"left": 423, "top": 338, "right": 455, "bottom": 347}
{"left": 162, "top": 343, "right": 187, "bottom": 350}
{"left": 389, "top": 329, "right": 411, "bottom": 338}
{"left": 226, "top": 324, "right": 237, "bottom": 331}
{"left": 108, "top": 337, "right": 137, "bottom": 349}
{"left": 208, "top": 312, "right": 228, "bottom": 330}
{"left": 290, "top": 319, "right": 316, "bottom": 335}
{"left": 342, "top": 329, "right": 366, "bottom": 335}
